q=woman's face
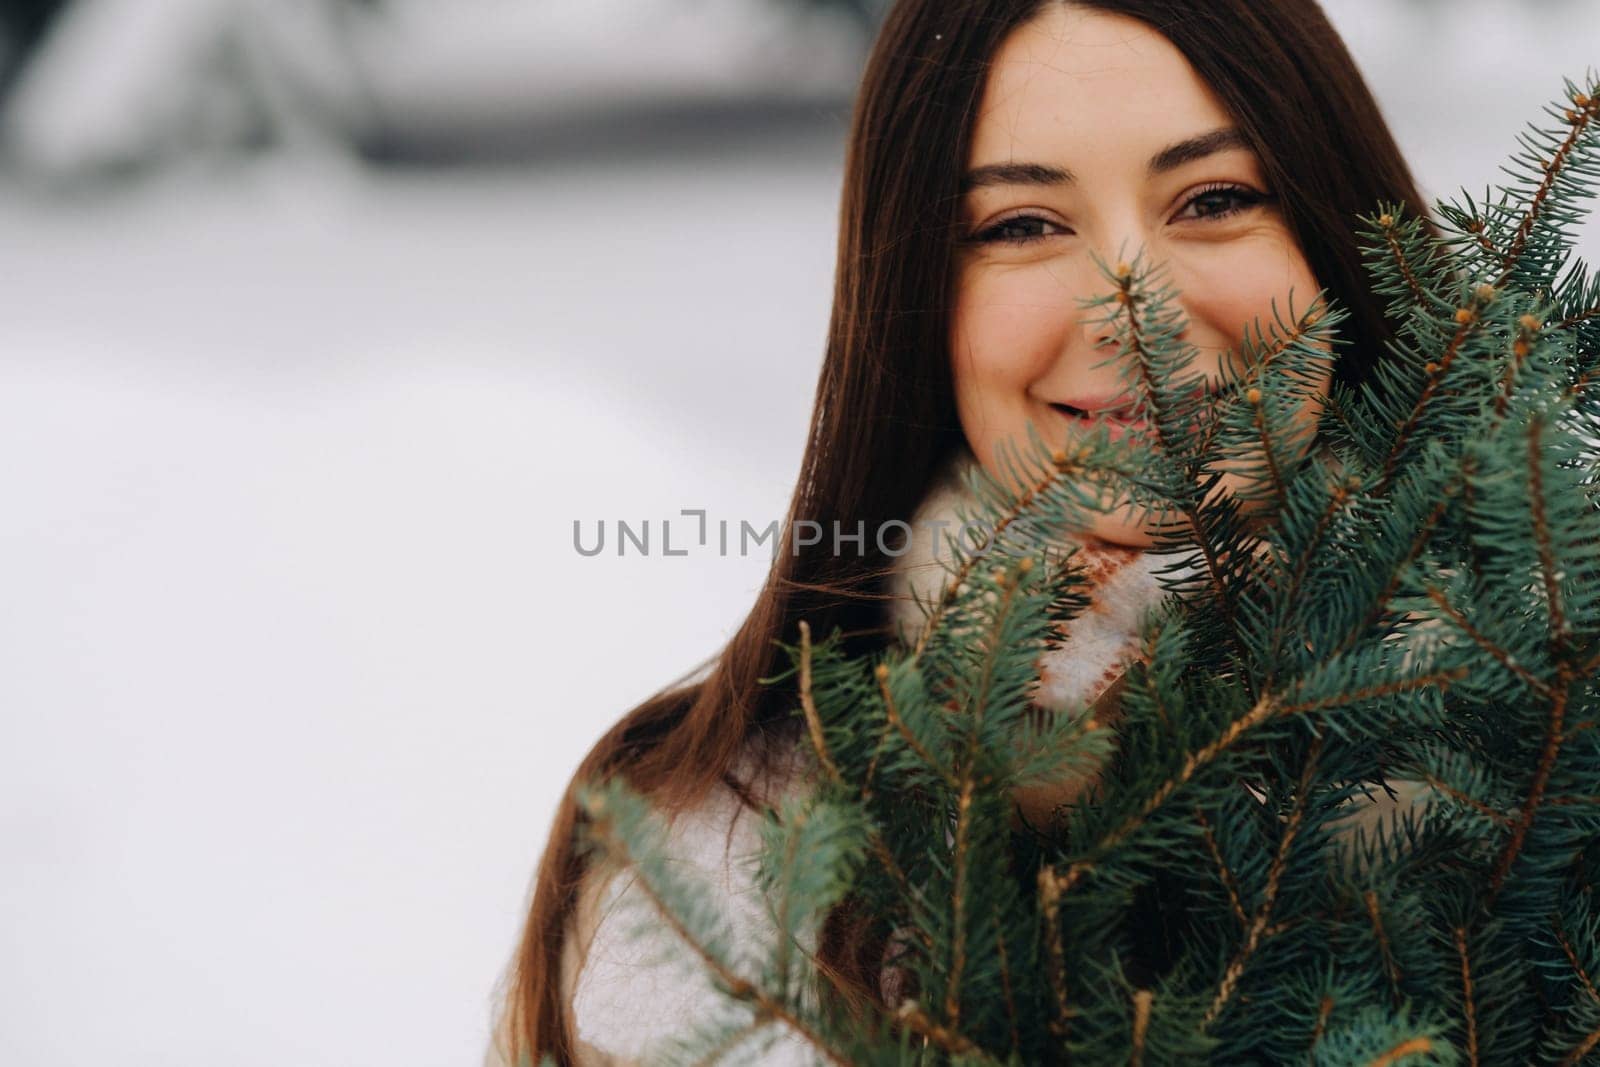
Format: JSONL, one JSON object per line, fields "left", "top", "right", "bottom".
{"left": 950, "top": 4, "right": 1332, "bottom": 548}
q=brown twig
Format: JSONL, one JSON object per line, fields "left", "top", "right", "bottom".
{"left": 1497, "top": 97, "right": 1597, "bottom": 274}
{"left": 1367, "top": 1037, "right": 1434, "bottom": 1066}
{"left": 1203, "top": 736, "right": 1324, "bottom": 1028}
{"left": 1554, "top": 916, "right": 1600, "bottom": 1005}
{"left": 875, "top": 662, "right": 956, "bottom": 788}
{"left": 1195, "top": 805, "right": 1248, "bottom": 929}
{"left": 1489, "top": 669, "right": 1572, "bottom": 895}
{"left": 1423, "top": 583, "right": 1554, "bottom": 698}
{"left": 1414, "top": 771, "right": 1513, "bottom": 826}
{"left": 797, "top": 620, "right": 842, "bottom": 783}
{"left": 1130, "top": 988, "right": 1154, "bottom": 1067}
{"left": 1039, "top": 865, "right": 1073, "bottom": 1042}
{"left": 1308, "top": 994, "right": 1334, "bottom": 1061}
{"left": 1329, "top": 497, "right": 1451, "bottom": 663}
{"left": 992, "top": 903, "right": 1020, "bottom": 1054}
{"left": 1365, "top": 889, "right": 1404, "bottom": 1008}
{"left": 1382, "top": 220, "right": 1429, "bottom": 306}
{"left": 1453, "top": 925, "right": 1479, "bottom": 1067}
{"left": 1526, "top": 415, "right": 1571, "bottom": 656}
{"left": 893, "top": 999, "right": 979, "bottom": 1054}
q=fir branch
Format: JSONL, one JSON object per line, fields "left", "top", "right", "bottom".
{"left": 1555, "top": 915, "right": 1600, "bottom": 1005}
{"left": 1526, "top": 413, "right": 1572, "bottom": 657}
{"left": 874, "top": 662, "right": 957, "bottom": 789}
{"left": 1490, "top": 670, "right": 1572, "bottom": 895}
{"left": 1203, "top": 735, "right": 1324, "bottom": 1028}
{"left": 1267, "top": 471, "right": 1360, "bottom": 687}
{"left": 1375, "top": 298, "right": 1485, "bottom": 498}
{"left": 1322, "top": 385, "right": 1365, "bottom": 448}
{"left": 1466, "top": 221, "right": 1502, "bottom": 262}
{"left": 1366, "top": 890, "right": 1404, "bottom": 1008}
{"left": 1414, "top": 770, "right": 1514, "bottom": 827}
{"left": 1380, "top": 214, "right": 1430, "bottom": 306}
{"left": 1452, "top": 926, "right": 1480, "bottom": 1067}
{"left": 1423, "top": 582, "right": 1555, "bottom": 698}
{"left": 1112, "top": 262, "right": 1256, "bottom": 690}
{"left": 722, "top": 75, "right": 1600, "bottom": 1064}
{"left": 946, "top": 773, "right": 975, "bottom": 1029}
{"left": 1048, "top": 688, "right": 1280, "bottom": 893}
{"left": 1039, "top": 865, "right": 1073, "bottom": 1044}
{"left": 1139, "top": 626, "right": 1176, "bottom": 733}
{"left": 1496, "top": 89, "right": 1599, "bottom": 275}
{"left": 944, "top": 560, "right": 1025, "bottom": 1029}
{"left": 859, "top": 715, "right": 893, "bottom": 802}
{"left": 1330, "top": 495, "right": 1452, "bottom": 661}
{"left": 1380, "top": 81, "right": 1598, "bottom": 495}
{"left": 1249, "top": 389, "right": 1290, "bottom": 509}
{"left": 772, "top": 809, "right": 804, "bottom": 1001}
{"left": 1494, "top": 312, "right": 1549, "bottom": 417}
{"left": 1195, "top": 805, "right": 1249, "bottom": 930}
{"left": 1195, "top": 304, "right": 1329, "bottom": 463}
{"left": 1555, "top": 304, "right": 1600, "bottom": 331}
{"left": 797, "top": 620, "right": 843, "bottom": 784}
{"left": 583, "top": 805, "right": 856, "bottom": 1067}
{"left": 1581, "top": 646, "right": 1600, "bottom": 680}
{"left": 1053, "top": 667, "right": 1463, "bottom": 898}
{"left": 908, "top": 448, "right": 1094, "bottom": 660}
{"left": 798, "top": 622, "right": 928, "bottom": 948}
{"left": 1277, "top": 667, "right": 1469, "bottom": 717}
{"left": 992, "top": 902, "right": 1020, "bottom": 1054}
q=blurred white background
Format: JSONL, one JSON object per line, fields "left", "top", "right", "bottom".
{"left": 0, "top": 1, "right": 1594, "bottom": 1064}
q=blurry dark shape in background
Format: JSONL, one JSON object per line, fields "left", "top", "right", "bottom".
{"left": 0, "top": 0, "right": 893, "bottom": 186}
{"left": 0, "top": 1, "right": 65, "bottom": 92}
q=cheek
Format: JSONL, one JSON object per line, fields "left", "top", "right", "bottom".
{"left": 950, "top": 269, "right": 1072, "bottom": 392}
{"left": 1175, "top": 237, "right": 1324, "bottom": 355}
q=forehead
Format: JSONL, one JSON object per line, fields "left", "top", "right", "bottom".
{"left": 969, "top": 6, "right": 1235, "bottom": 165}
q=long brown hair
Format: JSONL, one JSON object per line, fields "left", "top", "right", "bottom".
{"left": 499, "top": 1, "right": 1440, "bottom": 1061}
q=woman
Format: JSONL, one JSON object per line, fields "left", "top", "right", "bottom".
{"left": 488, "top": 1, "right": 1440, "bottom": 1063}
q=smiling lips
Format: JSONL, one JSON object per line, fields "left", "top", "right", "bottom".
{"left": 1050, "top": 403, "right": 1150, "bottom": 441}
{"left": 1049, "top": 382, "right": 1228, "bottom": 439}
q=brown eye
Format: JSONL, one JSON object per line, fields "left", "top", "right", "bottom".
{"left": 1175, "top": 184, "right": 1271, "bottom": 222}
{"left": 972, "top": 214, "right": 1069, "bottom": 245}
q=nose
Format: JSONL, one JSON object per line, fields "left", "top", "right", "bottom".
{"left": 1083, "top": 320, "right": 1119, "bottom": 352}
{"left": 1062, "top": 239, "right": 1147, "bottom": 400}
{"left": 1077, "top": 226, "right": 1150, "bottom": 332}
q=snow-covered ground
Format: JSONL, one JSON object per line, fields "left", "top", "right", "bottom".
{"left": 0, "top": 145, "right": 841, "bottom": 1066}
{"left": 0, "top": 3, "right": 1595, "bottom": 1065}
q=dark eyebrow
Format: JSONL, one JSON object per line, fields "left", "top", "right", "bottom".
{"left": 960, "top": 127, "right": 1251, "bottom": 194}
{"left": 1146, "top": 127, "right": 1250, "bottom": 176}
{"left": 959, "top": 160, "right": 1074, "bottom": 194}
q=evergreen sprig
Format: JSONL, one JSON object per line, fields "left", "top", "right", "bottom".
{"left": 562, "top": 73, "right": 1600, "bottom": 1066}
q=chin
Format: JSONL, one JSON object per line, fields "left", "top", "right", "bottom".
{"left": 1073, "top": 492, "right": 1185, "bottom": 550}
{"left": 1078, "top": 505, "right": 1158, "bottom": 549}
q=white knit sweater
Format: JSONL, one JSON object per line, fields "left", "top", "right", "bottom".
{"left": 484, "top": 445, "right": 1425, "bottom": 1066}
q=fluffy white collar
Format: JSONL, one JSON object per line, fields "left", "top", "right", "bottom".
{"left": 883, "top": 444, "right": 1198, "bottom": 716}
